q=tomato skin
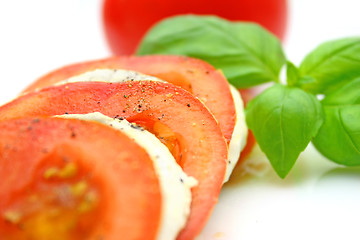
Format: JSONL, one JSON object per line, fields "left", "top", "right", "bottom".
{"left": 23, "top": 55, "right": 236, "bottom": 145}
{"left": 0, "top": 81, "right": 228, "bottom": 240}
{"left": 102, "top": 0, "right": 287, "bottom": 55}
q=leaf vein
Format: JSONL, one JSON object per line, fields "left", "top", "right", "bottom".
{"left": 279, "top": 90, "right": 287, "bottom": 169}
{"left": 207, "top": 22, "right": 279, "bottom": 80}
{"left": 338, "top": 108, "right": 360, "bottom": 154}
{"left": 304, "top": 40, "right": 360, "bottom": 75}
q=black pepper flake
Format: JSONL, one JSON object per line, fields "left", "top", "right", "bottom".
{"left": 187, "top": 104, "right": 191, "bottom": 107}
{"left": 157, "top": 114, "right": 165, "bottom": 120}
{"left": 96, "top": 235, "right": 104, "bottom": 240}
{"left": 62, "top": 156, "right": 69, "bottom": 163}
{"left": 32, "top": 118, "right": 40, "bottom": 123}
{"left": 65, "top": 112, "right": 68, "bottom": 115}
{"left": 180, "top": 178, "right": 184, "bottom": 183}
{"left": 130, "top": 124, "right": 144, "bottom": 131}
{"left": 122, "top": 110, "right": 126, "bottom": 113}
{"left": 71, "top": 131, "right": 76, "bottom": 138}
{"left": 97, "top": 101, "right": 101, "bottom": 104}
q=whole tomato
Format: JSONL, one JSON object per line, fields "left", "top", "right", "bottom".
{"left": 102, "top": 0, "right": 288, "bottom": 55}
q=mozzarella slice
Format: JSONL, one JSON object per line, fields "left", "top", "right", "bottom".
{"left": 56, "top": 69, "right": 163, "bottom": 85}
{"left": 57, "top": 112, "right": 197, "bottom": 240}
{"left": 57, "top": 68, "right": 248, "bottom": 182}
{"left": 223, "top": 85, "right": 248, "bottom": 182}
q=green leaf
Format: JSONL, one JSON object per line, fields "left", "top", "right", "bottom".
{"left": 296, "top": 75, "right": 317, "bottom": 86}
{"left": 312, "top": 77, "right": 360, "bottom": 166}
{"left": 312, "top": 105, "right": 360, "bottom": 166}
{"left": 322, "top": 77, "right": 360, "bottom": 105}
{"left": 299, "top": 37, "right": 360, "bottom": 94}
{"left": 286, "top": 61, "right": 300, "bottom": 86}
{"left": 246, "top": 84, "right": 324, "bottom": 178}
{"left": 137, "top": 15, "right": 286, "bottom": 88}
{"left": 285, "top": 61, "right": 318, "bottom": 88}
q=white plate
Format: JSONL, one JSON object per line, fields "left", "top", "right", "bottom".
{"left": 0, "top": 1, "right": 359, "bottom": 239}
{"left": 198, "top": 144, "right": 360, "bottom": 240}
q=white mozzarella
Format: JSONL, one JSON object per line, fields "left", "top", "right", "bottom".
{"left": 56, "top": 69, "right": 163, "bottom": 85}
{"left": 57, "top": 112, "right": 197, "bottom": 240}
{"left": 223, "top": 85, "right": 248, "bottom": 182}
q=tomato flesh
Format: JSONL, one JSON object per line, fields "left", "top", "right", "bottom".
{"left": 0, "top": 118, "right": 161, "bottom": 240}
{"left": 131, "top": 117, "right": 183, "bottom": 164}
{"left": 0, "top": 81, "right": 228, "bottom": 240}
{"left": 3, "top": 151, "right": 102, "bottom": 240}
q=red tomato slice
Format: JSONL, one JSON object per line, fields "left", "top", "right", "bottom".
{"left": 0, "top": 117, "right": 161, "bottom": 240}
{"left": 22, "top": 55, "right": 236, "bottom": 145}
{"left": 0, "top": 81, "right": 228, "bottom": 240}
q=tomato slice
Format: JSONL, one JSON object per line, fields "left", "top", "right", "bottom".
{"left": 0, "top": 81, "right": 228, "bottom": 240}
{"left": 22, "top": 55, "right": 236, "bottom": 145}
{"left": 0, "top": 117, "right": 161, "bottom": 240}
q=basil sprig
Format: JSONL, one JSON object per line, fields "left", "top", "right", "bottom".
{"left": 137, "top": 15, "right": 286, "bottom": 88}
{"left": 137, "top": 15, "right": 360, "bottom": 178}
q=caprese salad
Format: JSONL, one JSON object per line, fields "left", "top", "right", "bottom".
{"left": 0, "top": 55, "right": 251, "bottom": 240}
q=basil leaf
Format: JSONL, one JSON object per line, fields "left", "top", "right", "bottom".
{"left": 312, "top": 77, "right": 360, "bottom": 165}
{"left": 296, "top": 75, "right": 317, "bottom": 86}
{"left": 286, "top": 61, "right": 319, "bottom": 88}
{"left": 299, "top": 37, "right": 360, "bottom": 94}
{"left": 286, "top": 61, "right": 300, "bottom": 86}
{"left": 312, "top": 105, "right": 360, "bottom": 166}
{"left": 322, "top": 77, "right": 360, "bottom": 105}
{"left": 137, "top": 15, "right": 286, "bottom": 88}
{"left": 246, "top": 84, "right": 324, "bottom": 178}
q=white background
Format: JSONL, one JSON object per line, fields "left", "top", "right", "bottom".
{"left": 0, "top": 1, "right": 360, "bottom": 239}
